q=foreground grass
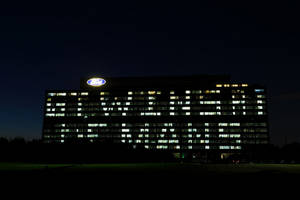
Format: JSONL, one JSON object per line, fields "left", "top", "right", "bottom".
{"left": 1, "top": 162, "right": 300, "bottom": 175}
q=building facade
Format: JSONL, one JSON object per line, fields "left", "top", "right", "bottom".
{"left": 42, "top": 75, "right": 269, "bottom": 154}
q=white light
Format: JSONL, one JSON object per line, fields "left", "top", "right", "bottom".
{"left": 87, "top": 78, "right": 106, "bottom": 87}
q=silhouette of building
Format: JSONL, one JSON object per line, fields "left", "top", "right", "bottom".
{"left": 42, "top": 75, "right": 269, "bottom": 155}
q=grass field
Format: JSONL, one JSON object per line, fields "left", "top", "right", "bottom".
{"left": 1, "top": 162, "right": 298, "bottom": 191}
{"left": 1, "top": 162, "right": 300, "bottom": 175}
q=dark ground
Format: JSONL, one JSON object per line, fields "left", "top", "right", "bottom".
{"left": 0, "top": 162, "right": 298, "bottom": 194}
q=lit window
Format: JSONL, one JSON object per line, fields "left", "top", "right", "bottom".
{"left": 88, "top": 124, "right": 98, "bottom": 127}
{"left": 216, "top": 84, "right": 222, "bottom": 87}
{"left": 48, "top": 93, "right": 56, "bottom": 96}
{"left": 57, "top": 93, "right": 66, "bottom": 96}
{"left": 257, "top": 95, "right": 265, "bottom": 98}
{"left": 148, "top": 91, "right": 156, "bottom": 95}
{"left": 182, "top": 106, "right": 190, "bottom": 110}
{"left": 219, "top": 123, "right": 228, "bottom": 126}
{"left": 229, "top": 123, "right": 240, "bottom": 126}
{"left": 257, "top": 100, "right": 264, "bottom": 104}
{"left": 100, "top": 92, "right": 109, "bottom": 95}
{"left": 255, "top": 89, "right": 264, "bottom": 93}
{"left": 186, "top": 90, "right": 191, "bottom": 94}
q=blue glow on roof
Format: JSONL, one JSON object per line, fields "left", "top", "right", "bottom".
{"left": 87, "top": 78, "right": 106, "bottom": 87}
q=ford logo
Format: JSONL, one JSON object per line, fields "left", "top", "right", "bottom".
{"left": 87, "top": 78, "right": 106, "bottom": 87}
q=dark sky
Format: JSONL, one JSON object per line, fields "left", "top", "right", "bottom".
{"left": 0, "top": 1, "right": 299, "bottom": 146}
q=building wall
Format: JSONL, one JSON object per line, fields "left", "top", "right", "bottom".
{"left": 42, "top": 76, "right": 269, "bottom": 152}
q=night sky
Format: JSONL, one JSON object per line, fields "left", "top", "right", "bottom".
{"left": 0, "top": 1, "right": 299, "bottom": 146}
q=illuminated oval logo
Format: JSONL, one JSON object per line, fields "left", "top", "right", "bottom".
{"left": 87, "top": 78, "right": 106, "bottom": 87}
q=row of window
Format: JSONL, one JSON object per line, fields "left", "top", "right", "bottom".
{"left": 46, "top": 106, "right": 266, "bottom": 112}
{"left": 52, "top": 122, "right": 267, "bottom": 128}
{"left": 46, "top": 100, "right": 267, "bottom": 107}
{"left": 45, "top": 111, "right": 267, "bottom": 117}
{"left": 47, "top": 88, "right": 264, "bottom": 98}
{"left": 44, "top": 128, "right": 268, "bottom": 134}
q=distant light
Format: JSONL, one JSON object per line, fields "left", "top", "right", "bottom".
{"left": 87, "top": 78, "right": 106, "bottom": 87}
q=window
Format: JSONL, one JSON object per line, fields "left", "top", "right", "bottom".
{"left": 148, "top": 91, "right": 156, "bottom": 95}
{"left": 255, "top": 89, "right": 264, "bottom": 93}
{"left": 48, "top": 93, "right": 56, "bottom": 96}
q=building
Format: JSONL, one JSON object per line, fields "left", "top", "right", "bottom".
{"left": 42, "top": 75, "right": 269, "bottom": 157}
